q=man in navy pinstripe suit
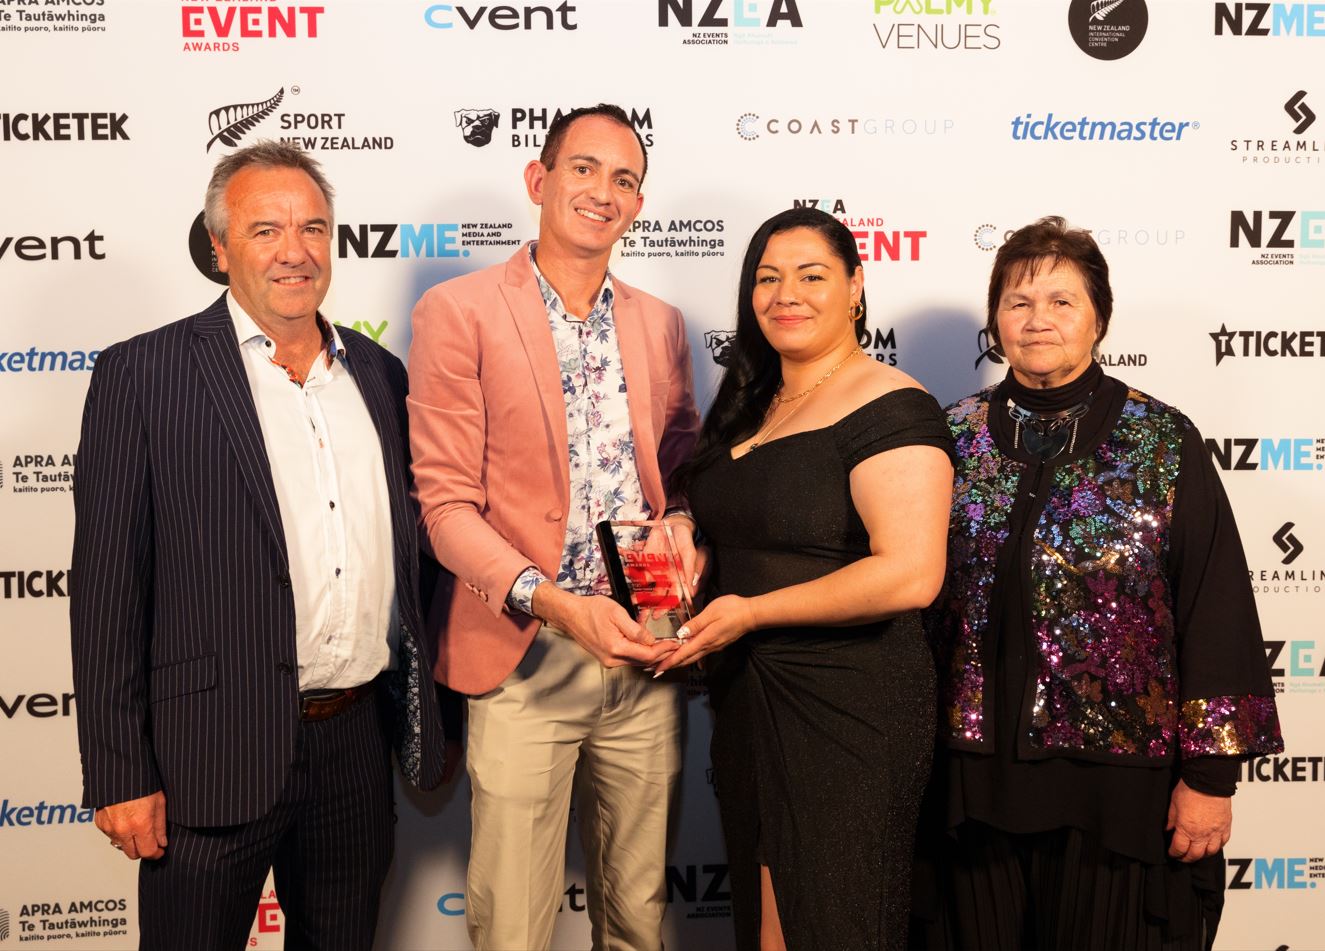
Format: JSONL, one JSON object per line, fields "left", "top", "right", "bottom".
{"left": 70, "top": 141, "right": 445, "bottom": 950}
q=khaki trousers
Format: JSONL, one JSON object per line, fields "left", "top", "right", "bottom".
{"left": 465, "top": 625, "right": 684, "bottom": 951}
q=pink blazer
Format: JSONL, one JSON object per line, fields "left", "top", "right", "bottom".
{"left": 407, "top": 244, "right": 701, "bottom": 694}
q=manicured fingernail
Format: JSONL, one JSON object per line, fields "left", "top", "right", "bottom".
{"left": 691, "top": 573, "right": 700, "bottom": 587}
{"left": 653, "top": 669, "right": 665, "bottom": 679}
{"left": 677, "top": 626, "right": 690, "bottom": 639}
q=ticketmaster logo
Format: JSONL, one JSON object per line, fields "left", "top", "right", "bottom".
{"left": 0, "top": 800, "right": 94, "bottom": 827}
{"left": 1011, "top": 112, "right": 1198, "bottom": 141}
{"left": 0, "top": 348, "right": 101, "bottom": 372}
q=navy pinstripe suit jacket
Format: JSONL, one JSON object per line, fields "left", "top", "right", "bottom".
{"left": 70, "top": 295, "right": 445, "bottom": 827}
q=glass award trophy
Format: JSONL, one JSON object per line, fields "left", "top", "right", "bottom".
{"left": 595, "top": 519, "right": 694, "bottom": 640}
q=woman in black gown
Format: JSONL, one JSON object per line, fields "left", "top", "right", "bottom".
{"left": 657, "top": 207, "right": 955, "bottom": 951}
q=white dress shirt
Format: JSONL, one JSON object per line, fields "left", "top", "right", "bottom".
{"left": 228, "top": 294, "right": 398, "bottom": 690}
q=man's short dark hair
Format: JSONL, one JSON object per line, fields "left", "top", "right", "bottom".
{"left": 538, "top": 103, "right": 648, "bottom": 185}
{"left": 204, "top": 140, "right": 335, "bottom": 244}
{"left": 986, "top": 215, "right": 1113, "bottom": 348}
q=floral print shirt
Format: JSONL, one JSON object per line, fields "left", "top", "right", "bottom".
{"left": 507, "top": 244, "right": 649, "bottom": 615}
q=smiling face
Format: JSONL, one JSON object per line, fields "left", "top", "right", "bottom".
{"left": 751, "top": 227, "right": 863, "bottom": 362}
{"left": 995, "top": 257, "right": 1100, "bottom": 389}
{"left": 524, "top": 114, "right": 645, "bottom": 262}
{"left": 210, "top": 165, "right": 332, "bottom": 332}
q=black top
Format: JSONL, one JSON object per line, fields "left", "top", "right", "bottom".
{"left": 946, "top": 364, "right": 1252, "bottom": 865}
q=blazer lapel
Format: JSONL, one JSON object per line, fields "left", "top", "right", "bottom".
{"left": 500, "top": 280, "right": 571, "bottom": 498}
{"left": 613, "top": 291, "right": 664, "bottom": 515}
{"left": 190, "top": 295, "right": 288, "bottom": 563}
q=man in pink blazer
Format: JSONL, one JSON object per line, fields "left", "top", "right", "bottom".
{"left": 407, "top": 104, "right": 701, "bottom": 950}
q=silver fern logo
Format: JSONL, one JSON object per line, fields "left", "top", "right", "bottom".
{"left": 1089, "top": 0, "right": 1125, "bottom": 21}
{"left": 205, "top": 88, "right": 284, "bottom": 152}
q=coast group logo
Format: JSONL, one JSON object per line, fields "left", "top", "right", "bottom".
{"left": 1010, "top": 112, "right": 1197, "bottom": 142}
{"left": 0, "top": 0, "right": 110, "bottom": 36}
{"left": 424, "top": 2, "right": 577, "bottom": 31}
{"left": 188, "top": 213, "right": 520, "bottom": 284}
{"left": 0, "top": 112, "right": 128, "bottom": 142}
{"left": 1215, "top": 2, "right": 1325, "bottom": 36}
{"left": 1, "top": 230, "right": 105, "bottom": 263}
{"left": 1229, "top": 209, "right": 1325, "bottom": 266}
{"left": 621, "top": 215, "right": 724, "bottom": 261}
{"left": 181, "top": 4, "right": 325, "bottom": 53}
{"left": 1248, "top": 522, "right": 1321, "bottom": 596}
{"left": 451, "top": 105, "right": 654, "bottom": 150}
{"left": 1210, "top": 324, "right": 1325, "bottom": 364}
{"left": 1228, "top": 91, "right": 1322, "bottom": 166}
{"left": 205, "top": 86, "right": 395, "bottom": 153}
{"left": 871, "top": 0, "right": 1001, "bottom": 53}
{"left": 656, "top": 0, "right": 803, "bottom": 47}
{"left": 7, "top": 897, "right": 130, "bottom": 945}
{"left": 738, "top": 113, "right": 954, "bottom": 141}
{"left": 972, "top": 221, "right": 1184, "bottom": 251}
{"left": 1068, "top": 0, "right": 1147, "bottom": 60}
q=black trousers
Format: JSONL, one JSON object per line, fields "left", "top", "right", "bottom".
{"left": 913, "top": 823, "right": 1224, "bottom": 951}
{"left": 138, "top": 692, "right": 395, "bottom": 951}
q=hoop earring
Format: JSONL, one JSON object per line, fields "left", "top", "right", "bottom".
{"left": 849, "top": 301, "right": 864, "bottom": 321}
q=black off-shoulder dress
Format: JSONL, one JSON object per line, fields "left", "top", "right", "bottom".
{"left": 689, "top": 388, "right": 955, "bottom": 951}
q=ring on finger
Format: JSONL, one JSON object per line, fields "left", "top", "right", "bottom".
{"left": 110, "top": 840, "right": 124, "bottom": 850}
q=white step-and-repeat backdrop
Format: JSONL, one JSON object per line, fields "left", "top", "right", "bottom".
{"left": 2, "top": 0, "right": 1322, "bottom": 947}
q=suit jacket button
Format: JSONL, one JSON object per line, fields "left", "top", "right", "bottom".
{"left": 546, "top": 509, "right": 563, "bottom": 522}
{"left": 277, "top": 661, "right": 294, "bottom": 675}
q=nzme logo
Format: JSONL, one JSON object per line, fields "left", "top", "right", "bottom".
{"left": 1227, "top": 857, "right": 1325, "bottom": 888}
{"left": 1215, "top": 2, "right": 1325, "bottom": 36}
{"left": 1205, "top": 436, "right": 1325, "bottom": 472}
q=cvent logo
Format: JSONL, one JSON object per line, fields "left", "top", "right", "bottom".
{"left": 424, "top": 3, "right": 578, "bottom": 30}
{"left": 0, "top": 231, "right": 105, "bottom": 262}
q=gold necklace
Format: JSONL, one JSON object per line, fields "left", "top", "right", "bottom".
{"left": 772, "top": 346, "right": 864, "bottom": 403}
{"left": 748, "top": 346, "right": 863, "bottom": 451}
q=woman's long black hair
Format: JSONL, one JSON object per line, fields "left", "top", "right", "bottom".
{"left": 671, "top": 206, "right": 868, "bottom": 497}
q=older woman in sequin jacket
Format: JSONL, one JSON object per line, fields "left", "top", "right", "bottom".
{"left": 914, "top": 217, "right": 1283, "bottom": 951}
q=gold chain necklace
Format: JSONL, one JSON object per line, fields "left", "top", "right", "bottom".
{"left": 772, "top": 346, "right": 864, "bottom": 404}
{"left": 748, "top": 346, "right": 863, "bottom": 451}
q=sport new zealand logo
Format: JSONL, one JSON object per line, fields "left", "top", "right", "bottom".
{"left": 205, "top": 88, "right": 285, "bottom": 152}
{"left": 455, "top": 108, "right": 500, "bottom": 147}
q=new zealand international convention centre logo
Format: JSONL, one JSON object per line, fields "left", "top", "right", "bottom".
{"left": 1068, "top": 0, "right": 1147, "bottom": 60}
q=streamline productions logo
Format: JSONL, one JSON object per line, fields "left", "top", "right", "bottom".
{"left": 871, "top": 0, "right": 1001, "bottom": 53}
{"left": 0, "top": 0, "right": 109, "bottom": 35}
{"left": 738, "top": 113, "right": 954, "bottom": 141}
{"left": 1229, "top": 209, "right": 1325, "bottom": 266}
{"left": 181, "top": 4, "right": 324, "bottom": 52}
{"left": 1010, "top": 112, "right": 1197, "bottom": 142}
{"left": 204, "top": 87, "right": 394, "bottom": 153}
{"left": 1215, "top": 2, "right": 1325, "bottom": 36}
{"left": 1068, "top": 0, "right": 1148, "bottom": 60}
{"left": 657, "top": 0, "right": 803, "bottom": 47}
{"left": 450, "top": 106, "right": 654, "bottom": 150}
{"left": 1247, "top": 521, "right": 1321, "bottom": 596}
{"left": 1229, "top": 91, "right": 1323, "bottom": 165}
{"left": 1210, "top": 324, "right": 1325, "bottom": 364}
{"left": 424, "top": 2, "right": 577, "bottom": 30}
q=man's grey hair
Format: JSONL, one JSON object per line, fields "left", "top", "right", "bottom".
{"left": 203, "top": 140, "right": 335, "bottom": 244}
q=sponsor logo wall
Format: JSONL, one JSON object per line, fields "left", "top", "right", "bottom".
{"left": 0, "top": 1, "right": 1319, "bottom": 947}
